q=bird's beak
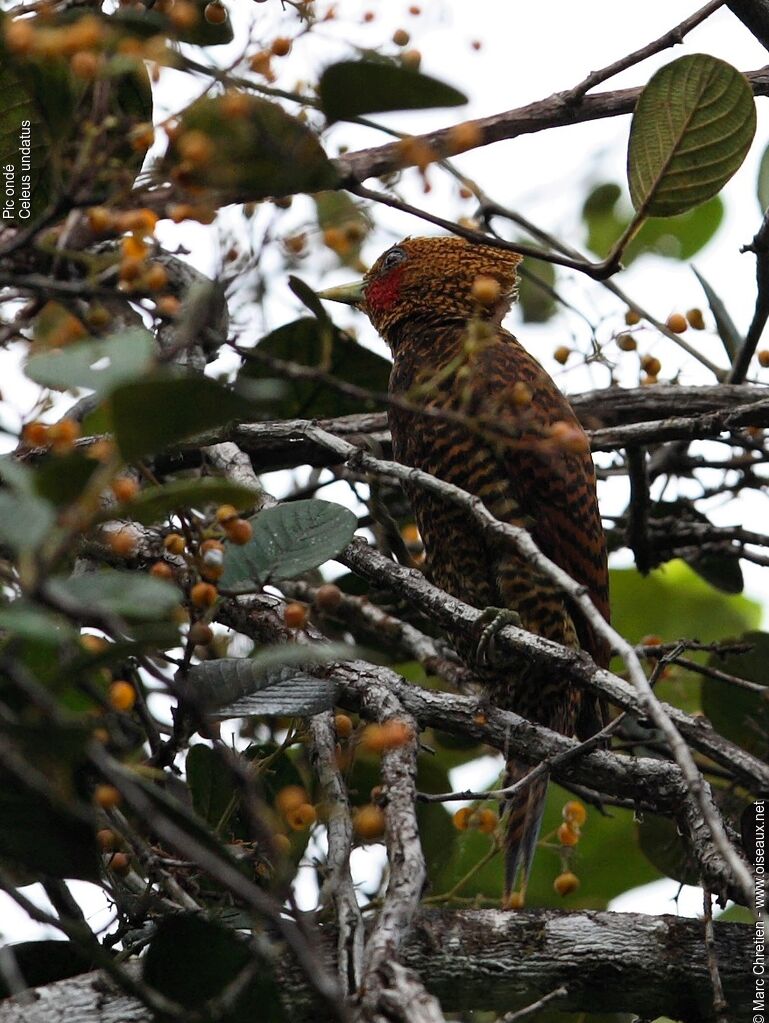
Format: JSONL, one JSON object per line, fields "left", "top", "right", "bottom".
{"left": 316, "top": 280, "right": 365, "bottom": 306}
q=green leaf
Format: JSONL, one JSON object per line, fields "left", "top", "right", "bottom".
{"left": 221, "top": 500, "right": 357, "bottom": 590}
{"left": 0, "top": 490, "right": 55, "bottom": 553}
{"left": 0, "top": 787, "right": 98, "bottom": 880}
{"left": 648, "top": 500, "right": 743, "bottom": 594}
{"left": 25, "top": 329, "right": 155, "bottom": 396}
{"left": 692, "top": 265, "right": 741, "bottom": 361}
{"left": 319, "top": 60, "right": 466, "bottom": 122}
{"left": 516, "top": 258, "right": 557, "bottom": 324}
{"left": 0, "top": 941, "right": 94, "bottom": 999}
{"left": 34, "top": 452, "right": 99, "bottom": 507}
{"left": 180, "top": 644, "right": 348, "bottom": 714}
{"left": 758, "top": 141, "right": 769, "bottom": 210}
{"left": 144, "top": 915, "right": 286, "bottom": 1022}
{"left": 0, "top": 601, "right": 76, "bottom": 644}
{"left": 637, "top": 813, "right": 698, "bottom": 885}
{"left": 110, "top": 374, "right": 255, "bottom": 462}
{"left": 45, "top": 570, "right": 180, "bottom": 621}
{"left": 240, "top": 317, "right": 392, "bottom": 419}
{"left": 288, "top": 275, "right": 333, "bottom": 326}
{"left": 313, "top": 191, "right": 370, "bottom": 267}
{"left": 186, "top": 744, "right": 236, "bottom": 831}
{"left": 701, "top": 631, "right": 769, "bottom": 757}
{"left": 119, "top": 478, "right": 258, "bottom": 527}
{"left": 167, "top": 94, "right": 339, "bottom": 201}
{"left": 628, "top": 54, "right": 756, "bottom": 217}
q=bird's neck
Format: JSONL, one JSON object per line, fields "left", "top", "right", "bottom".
{"left": 387, "top": 317, "right": 487, "bottom": 395}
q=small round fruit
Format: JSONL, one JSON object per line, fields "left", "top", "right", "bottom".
{"left": 111, "top": 476, "right": 139, "bottom": 502}
{"left": 562, "top": 800, "right": 587, "bottom": 826}
{"left": 189, "top": 621, "right": 214, "bottom": 645}
{"left": 617, "top": 333, "right": 637, "bottom": 352}
{"left": 108, "top": 680, "right": 136, "bottom": 712}
{"left": 190, "top": 582, "right": 218, "bottom": 608}
{"left": 284, "top": 602, "right": 308, "bottom": 629}
{"left": 640, "top": 354, "right": 661, "bottom": 376}
{"left": 334, "top": 713, "right": 354, "bottom": 738}
{"left": 453, "top": 807, "right": 472, "bottom": 831}
{"left": 553, "top": 871, "right": 580, "bottom": 896}
{"left": 557, "top": 822, "right": 579, "bottom": 846}
{"left": 665, "top": 312, "right": 687, "bottom": 334}
{"left": 94, "top": 784, "right": 122, "bottom": 809}
{"left": 215, "top": 504, "right": 238, "bottom": 523}
{"left": 354, "top": 803, "right": 386, "bottom": 841}
{"left": 108, "top": 851, "right": 130, "bottom": 876}
{"left": 506, "top": 891, "right": 525, "bottom": 910}
{"left": 87, "top": 207, "right": 113, "bottom": 233}
{"left": 287, "top": 803, "right": 317, "bottom": 830}
{"left": 476, "top": 808, "right": 497, "bottom": 834}
{"left": 275, "top": 785, "right": 309, "bottom": 816}
{"left": 22, "top": 421, "right": 49, "bottom": 447}
{"left": 150, "top": 562, "right": 174, "bottom": 584}
{"left": 315, "top": 583, "right": 343, "bottom": 611}
{"left": 553, "top": 345, "right": 571, "bottom": 365}
{"left": 164, "top": 533, "right": 186, "bottom": 555}
{"left": 686, "top": 307, "right": 705, "bottom": 330}
{"left": 203, "top": 1, "right": 227, "bottom": 24}
{"left": 223, "top": 518, "right": 252, "bottom": 545}
{"left": 758, "top": 350, "right": 769, "bottom": 369}
{"left": 96, "top": 828, "right": 118, "bottom": 851}
{"left": 471, "top": 275, "right": 501, "bottom": 306}
{"left": 270, "top": 36, "right": 291, "bottom": 56}
{"left": 392, "top": 28, "right": 410, "bottom": 45}
{"left": 624, "top": 308, "right": 641, "bottom": 326}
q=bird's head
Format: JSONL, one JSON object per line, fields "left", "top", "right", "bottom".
{"left": 318, "top": 236, "right": 521, "bottom": 343}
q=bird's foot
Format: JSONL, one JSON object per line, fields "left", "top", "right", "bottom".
{"left": 475, "top": 606, "right": 522, "bottom": 667}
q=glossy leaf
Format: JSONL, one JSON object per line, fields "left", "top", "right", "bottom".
{"left": 109, "top": 374, "right": 255, "bottom": 462}
{"left": 628, "top": 54, "right": 756, "bottom": 217}
{"left": 0, "top": 602, "right": 75, "bottom": 644}
{"left": 692, "top": 265, "right": 741, "bottom": 361}
{"left": 221, "top": 500, "right": 357, "bottom": 590}
{"left": 34, "top": 452, "right": 99, "bottom": 507}
{"left": 144, "top": 915, "right": 286, "bottom": 1022}
{"left": 637, "top": 813, "right": 698, "bottom": 886}
{"left": 516, "top": 258, "right": 557, "bottom": 324}
{"left": 0, "top": 490, "right": 55, "bottom": 553}
{"left": 25, "top": 329, "right": 155, "bottom": 396}
{"left": 186, "top": 744, "right": 236, "bottom": 831}
{"left": 241, "top": 317, "right": 391, "bottom": 418}
{"left": 45, "top": 571, "right": 180, "bottom": 621}
{"left": 319, "top": 59, "right": 466, "bottom": 122}
{"left": 167, "top": 95, "right": 338, "bottom": 201}
{"left": 0, "top": 783, "right": 98, "bottom": 881}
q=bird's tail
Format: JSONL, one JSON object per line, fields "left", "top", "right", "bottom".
{"left": 503, "top": 760, "right": 549, "bottom": 902}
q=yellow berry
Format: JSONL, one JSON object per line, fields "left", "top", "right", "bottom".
{"left": 453, "top": 807, "right": 472, "bottom": 831}
{"left": 553, "top": 345, "right": 571, "bottom": 365}
{"left": 150, "top": 562, "right": 174, "bottom": 581}
{"left": 87, "top": 207, "right": 113, "bottom": 234}
{"left": 334, "top": 713, "right": 354, "bottom": 738}
{"left": 641, "top": 355, "right": 661, "bottom": 377}
{"left": 361, "top": 719, "right": 413, "bottom": 752}
{"left": 111, "top": 476, "right": 139, "bottom": 502}
{"left": 476, "top": 808, "right": 497, "bottom": 834}
{"left": 164, "top": 533, "right": 186, "bottom": 555}
{"left": 287, "top": 803, "right": 317, "bottom": 830}
{"left": 506, "top": 891, "right": 525, "bottom": 910}
{"left": 665, "top": 312, "right": 687, "bottom": 334}
{"left": 215, "top": 504, "right": 238, "bottom": 523}
{"left": 190, "top": 582, "right": 218, "bottom": 608}
{"left": 354, "top": 803, "right": 386, "bottom": 841}
{"left": 562, "top": 800, "right": 587, "bottom": 826}
{"left": 108, "top": 529, "right": 136, "bottom": 558}
{"left": 94, "top": 784, "right": 122, "bottom": 809}
{"left": 222, "top": 518, "right": 253, "bottom": 545}
{"left": 284, "top": 602, "right": 308, "bottom": 629}
{"left": 48, "top": 419, "right": 80, "bottom": 453}
{"left": 108, "top": 680, "right": 136, "bottom": 712}
{"left": 758, "top": 350, "right": 769, "bottom": 369}
{"left": 471, "top": 275, "right": 501, "bottom": 306}
{"left": 96, "top": 828, "right": 118, "bottom": 851}
{"left": 557, "top": 822, "right": 580, "bottom": 846}
{"left": 553, "top": 871, "right": 580, "bottom": 896}
{"left": 275, "top": 785, "right": 309, "bottom": 816}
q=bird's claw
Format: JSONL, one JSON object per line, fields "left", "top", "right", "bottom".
{"left": 475, "top": 606, "right": 522, "bottom": 667}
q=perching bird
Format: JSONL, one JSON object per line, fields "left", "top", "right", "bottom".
{"left": 319, "top": 236, "right": 610, "bottom": 902}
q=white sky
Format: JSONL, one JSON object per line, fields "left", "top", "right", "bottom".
{"left": 2, "top": 0, "right": 765, "bottom": 948}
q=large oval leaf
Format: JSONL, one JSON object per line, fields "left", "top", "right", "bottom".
{"left": 319, "top": 59, "right": 466, "bottom": 123}
{"left": 25, "top": 328, "right": 155, "bottom": 396}
{"left": 221, "top": 499, "right": 357, "bottom": 590}
{"left": 628, "top": 54, "right": 756, "bottom": 217}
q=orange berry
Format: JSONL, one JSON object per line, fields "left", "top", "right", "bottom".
{"left": 168, "top": 0, "right": 199, "bottom": 29}
{"left": 164, "top": 533, "right": 186, "bottom": 555}
{"left": 108, "top": 851, "right": 131, "bottom": 876}
{"left": 275, "top": 785, "right": 309, "bottom": 816}
{"left": 470, "top": 39, "right": 482, "bottom": 50}
{"left": 557, "top": 822, "right": 580, "bottom": 846}
{"left": 287, "top": 802, "right": 317, "bottom": 830}
{"left": 624, "top": 309, "right": 641, "bottom": 326}
{"left": 471, "top": 275, "right": 501, "bottom": 306}
{"left": 563, "top": 800, "right": 587, "bottom": 826}
{"left": 270, "top": 36, "right": 291, "bottom": 56}
{"left": 96, "top": 828, "right": 118, "bottom": 851}
{"left": 553, "top": 871, "right": 580, "bottom": 897}
{"left": 156, "top": 295, "right": 181, "bottom": 318}
{"left": 121, "top": 234, "right": 148, "bottom": 261}
{"left": 178, "top": 129, "right": 214, "bottom": 165}
{"left": 315, "top": 583, "right": 343, "bottom": 612}
{"left": 87, "top": 207, "right": 113, "bottom": 233}
{"left": 284, "top": 602, "right": 308, "bottom": 629}
{"left": 392, "top": 28, "right": 410, "bottom": 45}
{"left": 686, "top": 307, "right": 705, "bottom": 330}
{"left": 334, "top": 713, "right": 353, "bottom": 738}
{"left": 111, "top": 476, "right": 139, "bottom": 502}
{"left": 640, "top": 634, "right": 663, "bottom": 647}
{"left": 548, "top": 420, "right": 589, "bottom": 454}
{"left": 758, "top": 350, "right": 769, "bottom": 369}
{"left": 215, "top": 504, "right": 238, "bottom": 523}
{"left": 143, "top": 264, "right": 168, "bottom": 292}
{"left": 81, "top": 634, "right": 108, "bottom": 654}
{"left": 190, "top": 582, "right": 218, "bottom": 608}
{"left": 203, "top": 1, "right": 227, "bottom": 23}
{"left": 408, "top": 4, "right": 421, "bottom": 13}
{"left": 189, "top": 621, "right": 214, "bottom": 645}
{"left": 22, "top": 421, "right": 49, "bottom": 447}
{"left": 119, "top": 258, "right": 143, "bottom": 284}
{"left": 70, "top": 50, "right": 102, "bottom": 79}
{"left": 108, "top": 529, "right": 136, "bottom": 558}
{"left": 665, "top": 312, "right": 687, "bottom": 334}
{"left": 553, "top": 345, "right": 571, "bottom": 365}
{"left": 48, "top": 419, "right": 80, "bottom": 453}
{"left": 506, "top": 891, "right": 526, "bottom": 910}
{"left": 446, "top": 122, "right": 483, "bottom": 154}
{"left": 150, "top": 562, "right": 174, "bottom": 581}
{"left": 94, "top": 784, "right": 122, "bottom": 809}
{"left": 362, "top": 10, "right": 375, "bottom": 22}
{"left": 476, "top": 808, "right": 497, "bottom": 834}
{"left": 354, "top": 803, "right": 385, "bottom": 841}
{"left": 200, "top": 538, "right": 225, "bottom": 555}
{"left": 401, "top": 49, "right": 421, "bottom": 70}
{"left": 4, "top": 19, "right": 36, "bottom": 55}
{"left": 220, "top": 92, "right": 251, "bottom": 119}
{"left": 641, "top": 355, "right": 661, "bottom": 376}
{"left": 223, "top": 518, "right": 253, "bottom": 545}
{"left": 108, "top": 680, "right": 136, "bottom": 712}
{"left": 453, "top": 807, "right": 473, "bottom": 831}
{"left": 361, "top": 720, "right": 413, "bottom": 752}
{"left": 617, "top": 333, "right": 637, "bottom": 351}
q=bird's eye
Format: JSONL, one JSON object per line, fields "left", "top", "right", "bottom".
{"left": 381, "top": 247, "right": 407, "bottom": 271}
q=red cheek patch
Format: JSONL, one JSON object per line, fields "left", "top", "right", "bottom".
{"left": 365, "top": 267, "right": 403, "bottom": 312}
